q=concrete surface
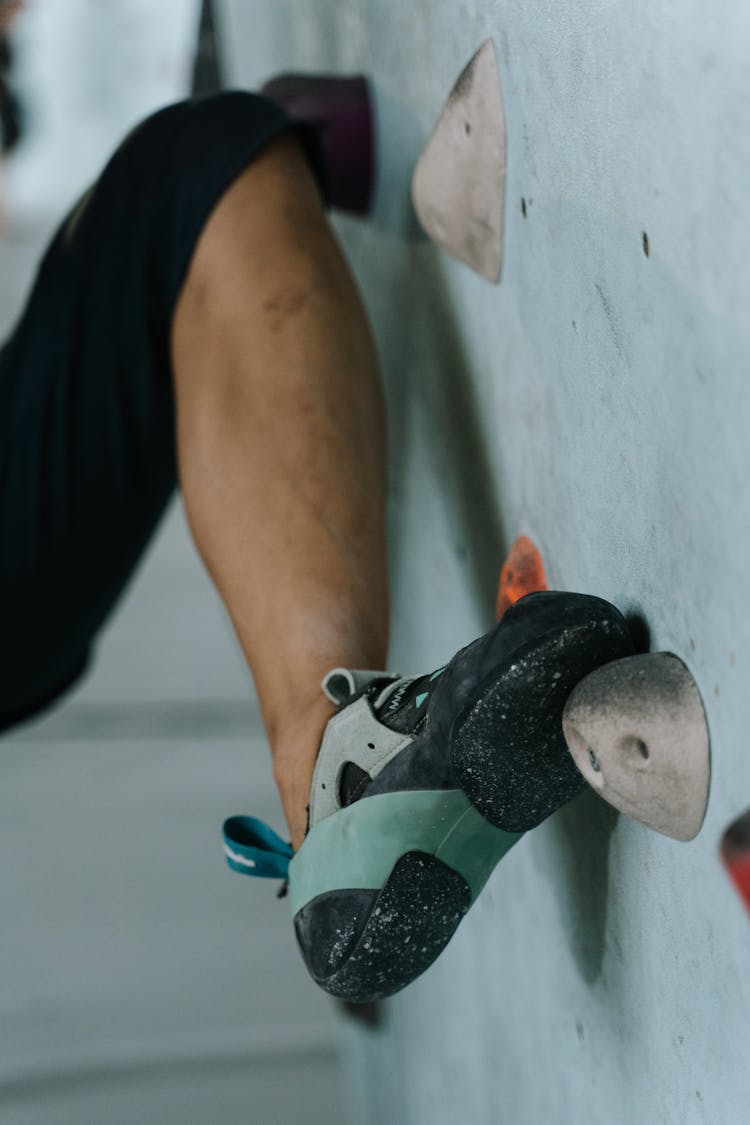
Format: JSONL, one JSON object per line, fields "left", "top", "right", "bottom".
{"left": 218, "top": 2, "right": 750, "bottom": 1123}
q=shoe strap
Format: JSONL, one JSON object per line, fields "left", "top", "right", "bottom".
{"left": 222, "top": 816, "right": 293, "bottom": 880}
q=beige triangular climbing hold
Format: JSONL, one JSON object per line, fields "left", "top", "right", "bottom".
{"left": 411, "top": 39, "right": 506, "bottom": 283}
{"left": 562, "top": 653, "right": 711, "bottom": 841}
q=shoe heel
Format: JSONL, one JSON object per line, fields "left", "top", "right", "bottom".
{"left": 294, "top": 851, "right": 470, "bottom": 1003}
{"left": 450, "top": 597, "right": 634, "bottom": 832}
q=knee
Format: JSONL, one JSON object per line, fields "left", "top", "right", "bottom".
{"left": 177, "top": 130, "right": 332, "bottom": 323}
{"left": 197, "top": 128, "right": 327, "bottom": 261}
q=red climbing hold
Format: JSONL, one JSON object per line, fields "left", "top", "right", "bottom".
{"left": 721, "top": 809, "right": 750, "bottom": 915}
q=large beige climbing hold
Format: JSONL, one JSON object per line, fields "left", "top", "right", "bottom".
{"left": 562, "top": 653, "right": 711, "bottom": 841}
{"left": 411, "top": 39, "right": 506, "bottom": 283}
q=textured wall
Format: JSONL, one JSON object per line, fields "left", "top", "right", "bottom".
{"left": 220, "top": 2, "right": 750, "bottom": 1122}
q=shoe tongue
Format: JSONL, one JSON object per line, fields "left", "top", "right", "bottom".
{"left": 373, "top": 673, "right": 434, "bottom": 734}
{"left": 322, "top": 668, "right": 397, "bottom": 705}
{"left": 321, "top": 665, "right": 444, "bottom": 735}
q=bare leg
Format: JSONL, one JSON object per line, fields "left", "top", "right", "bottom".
{"left": 172, "top": 134, "right": 389, "bottom": 850}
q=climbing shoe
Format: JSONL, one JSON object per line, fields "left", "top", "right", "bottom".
{"left": 224, "top": 590, "right": 634, "bottom": 1002}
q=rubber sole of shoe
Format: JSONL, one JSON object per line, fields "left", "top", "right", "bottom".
{"left": 451, "top": 601, "right": 635, "bottom": 832}
{"left": 294, "top": 594, "right": 635, "bottom": 1002}
{"left": 295, "top": 850, "right": 471, "bottom": 1003}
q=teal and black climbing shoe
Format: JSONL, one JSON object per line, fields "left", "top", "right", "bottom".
{"left": 223, "top": 590, "right": 634, "bottom": 1002}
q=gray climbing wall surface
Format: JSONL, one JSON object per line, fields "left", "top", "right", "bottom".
{"left": 221, "top": 1, "right": 750, "bottom": 1122}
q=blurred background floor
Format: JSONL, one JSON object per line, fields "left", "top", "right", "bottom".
{"left": 0, "top": 3, "right": 352, "bottom": 1118}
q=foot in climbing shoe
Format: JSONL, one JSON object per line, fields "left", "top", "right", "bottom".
{"left": 260, "top": 73, "right": 375, "bottom": 215}
{"left": 224, "top": 591, "right": 635, "bottom": 1003}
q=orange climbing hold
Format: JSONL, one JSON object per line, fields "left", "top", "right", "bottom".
{"left": 495, "top": 535, "right": 548, "bottom": 621}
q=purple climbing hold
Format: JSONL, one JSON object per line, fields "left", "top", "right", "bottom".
{"left": 261, "top": 73, "right": 375, "bottom": 216}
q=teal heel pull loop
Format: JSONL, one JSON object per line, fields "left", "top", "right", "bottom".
{"left": 223, "top": 816, "right": 294, "bottom": 879}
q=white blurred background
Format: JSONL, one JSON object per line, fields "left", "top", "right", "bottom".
{"left": 6, "top": 0, "right": 199, "bottom": 216}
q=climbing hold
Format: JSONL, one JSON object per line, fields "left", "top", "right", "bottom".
{"left": 495, "top": 535, "right": 548, "bottom": 621}
{"left": 721, "top": 809, "right": 750, "bottom": 915}
{"left": 261, "top": 73, "right": 375, "bottom": 216}
{"left": 411, "top": 39, "right": 506, "bottom": 282}
{"left": 562, "top": 653, "right": 710, "bottom": 841}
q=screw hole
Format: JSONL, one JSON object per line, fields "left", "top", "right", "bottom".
{"left": 367, "top": 742, "right": 375, "bottom": 750}
{"left": 619, "top": 734, "right": 652, "bottom": 763}
{"left": 465, "top": 121, "right": 471, "bottom": 135}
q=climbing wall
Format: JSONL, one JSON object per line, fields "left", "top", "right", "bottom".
{"left": 219, "top": 1, "right": 750, "bottom": 1121}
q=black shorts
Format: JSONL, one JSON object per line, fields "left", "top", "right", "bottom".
{"left": 0, "top": 91, "right": 323, "bottom": 734}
